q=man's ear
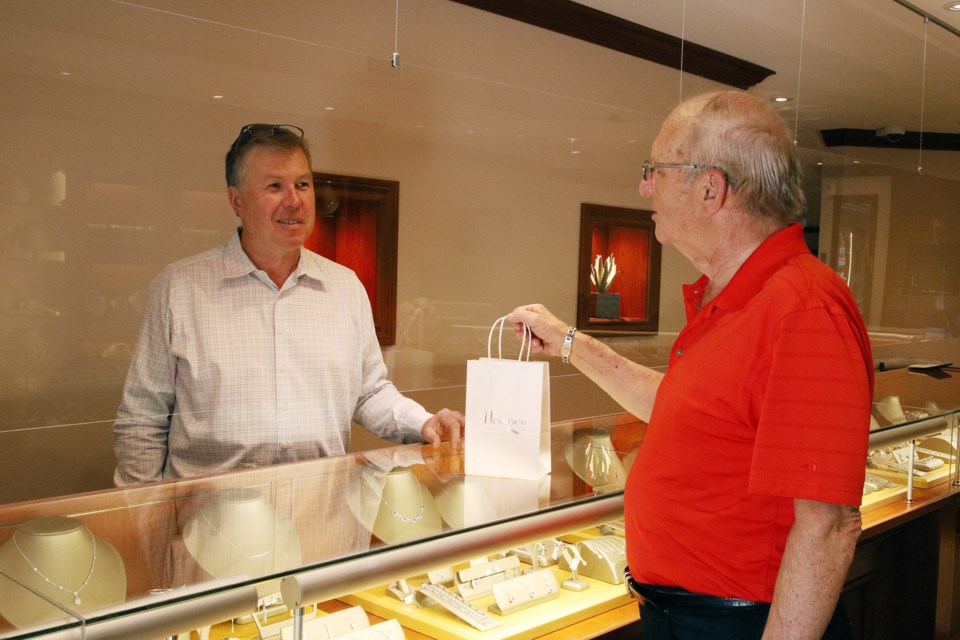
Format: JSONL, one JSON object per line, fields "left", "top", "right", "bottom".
{"left": 227, "top": 186, "right": 242, "bottom": 217}
{"left": 702, "top": 169, "right": 728, "bottom": 211}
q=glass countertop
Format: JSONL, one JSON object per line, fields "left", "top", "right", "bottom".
{"left": 0, "top": 414, "right": 642, "bottom": 637}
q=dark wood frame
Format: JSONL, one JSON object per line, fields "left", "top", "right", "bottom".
{"left": 311, "top": 172, "right": 398, "bottom": 345}
{"left": 576, "top": 203, "right": 661, "bottom": 333}
{"left": 449, "top": 0, "right": 774, "bottom": 89}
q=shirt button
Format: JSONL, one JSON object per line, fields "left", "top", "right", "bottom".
{"left": 278, "top": 327, "right": 286, "bottom": 335}
{"left": 281, "top": 442, "right": 290, "bottom": 450}
{"left": 676, "top": 348, "right": 684, "bottom": 357}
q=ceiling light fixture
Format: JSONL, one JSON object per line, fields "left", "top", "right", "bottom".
{"left": 944, "top": 2, "right": 960, "bottom": 11}
{"left": 770, "top": 96, "right": 791, "bottom": 102}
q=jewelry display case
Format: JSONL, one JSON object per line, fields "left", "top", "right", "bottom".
{"left": 862, "top": 366, "right": 960, "bottom": 513}
{"left": 0, "top": 415, "right": 643, "bottom": 640}
{"left": 1, "top": 367, "right": 957, "bottom": 640}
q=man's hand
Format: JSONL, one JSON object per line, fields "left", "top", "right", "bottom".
{"left": 421, "top": 408, "right": 464, "bottom": 448}
{"left": 506, "top": 304, "right": 568, "bottom": 358}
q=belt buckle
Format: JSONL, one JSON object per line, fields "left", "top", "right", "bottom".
{"left": 623, "top": 568, "right": 643, "bottom": 601}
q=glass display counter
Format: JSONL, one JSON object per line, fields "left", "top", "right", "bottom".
{"left": 863, "top": 367, "right": 960, "bottom": 518}
{"left": 0, "top": 415, "right": 643, "bottom": 640}
{"left": 1, "top": 366, "right": 957, "bottom": 640}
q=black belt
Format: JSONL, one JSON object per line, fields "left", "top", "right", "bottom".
{"left": 626, "top": 574, "right": 766, "bottom": 610}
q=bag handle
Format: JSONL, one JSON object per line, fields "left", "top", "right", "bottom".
{"left": 488, "top": 315, "right": 531, "bottom": 361}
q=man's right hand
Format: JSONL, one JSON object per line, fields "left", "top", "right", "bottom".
{"left": 506, "top": 304, "right": 569, "bottom": 359}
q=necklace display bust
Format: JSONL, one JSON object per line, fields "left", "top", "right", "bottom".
{"left": 434, "top": 475, "right": 497, "bottom": 530}
{"left": 0, "top": 516, "right": 126, "bottom": 628}
{"left": 183, "top": 487, "right": 301, "bottom": 596}
{"left": 563, "top": 429, "right": 628, "bottom": 490}
{"left": 355, "top": 467, "right": 442, "bottom": 544}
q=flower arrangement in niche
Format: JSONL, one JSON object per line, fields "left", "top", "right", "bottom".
{"left": 589, "top": 254, "right": 617, "bottom": 293}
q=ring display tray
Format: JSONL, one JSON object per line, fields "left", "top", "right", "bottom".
{"left": 867, "top": 463, "right": 955, "bottom": 489}
{"left": 342, "top": 564, "right": 631, "bottom": 640}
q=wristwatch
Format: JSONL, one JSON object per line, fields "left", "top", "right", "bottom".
{"left": 561, "top": 326, "right": 577, "bottom": 364}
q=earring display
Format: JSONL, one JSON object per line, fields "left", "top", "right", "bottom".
{"left": 558, "top": 535, "right": 627, "bottom": 585}
{"left": 0, "top": 516, "right": 126, "bottom": 628}
{"left": 560, "top": 544, "right": 590, "bottom": 592}
{"left": 343, "top": 534, "right": 635, "bottom": 638}
{"left": 489, "top": 568, "right": 560, "bottom": 615}
{"left": 277, "top": 605, "right": 396, "bottom": 640}
{"left": 510, "top": 539, "right": 562, "bottom": 567}
{"left": 453, "top": 555, "right": 521, "bottom": 601}
{"left": 426, "top": 566, "right": 456, "bottom": 587}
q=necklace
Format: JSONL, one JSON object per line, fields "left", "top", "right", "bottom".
{"left": 372, "top": 477, "right": 425, "bottom": 524}
{"left": 12, "top": 529, "right": 97, "bottom": 605}
{"left": 199, "top": 507, "right": 274, "bottom": 559}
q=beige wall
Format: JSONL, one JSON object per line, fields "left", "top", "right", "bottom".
{"left": 0, "top": 0, "right": 957, "bottom": 504}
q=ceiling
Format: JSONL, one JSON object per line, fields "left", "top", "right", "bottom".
{"left": 565, "top": 0, "right": 960, "bottom": 176}
{"left": 0, "top": 0, "right": 958, "bottom": 181}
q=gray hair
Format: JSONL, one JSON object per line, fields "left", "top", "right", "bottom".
{"left": 225, "top": 124, "right": 312, "bottom": 188}
{"left": 674, "top": 91, "right": 805, "bottom": 223}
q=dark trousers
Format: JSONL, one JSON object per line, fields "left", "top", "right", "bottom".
{"left": 633, "top": 583, "right": 852, "bottom": 640}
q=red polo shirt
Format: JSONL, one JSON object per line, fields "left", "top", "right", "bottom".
{"left": 624, "top": 223, "right": 873, "bottom": 602}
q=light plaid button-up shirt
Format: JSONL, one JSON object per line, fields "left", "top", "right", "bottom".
{"left": 113, "top": 231, "right": 430, "bottom": 485}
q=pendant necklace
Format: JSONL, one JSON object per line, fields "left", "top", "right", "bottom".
{"left": 12, "top": 529, "right": 97, "bottom": 605}
{"left": 199, "top": 507, "right": 274, "bottom": 559}
{"left": 373, "top": 477, "right": 425, "bottom": 524}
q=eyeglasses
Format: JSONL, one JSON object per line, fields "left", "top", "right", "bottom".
{"left": 641, "top": 161, "right": 730, "bottom": 183}
{"left": 234, "top": 123, "right": 304, "bottom": 145}
{"left": 226, "top": 124, "right": 307, "bottom": 186}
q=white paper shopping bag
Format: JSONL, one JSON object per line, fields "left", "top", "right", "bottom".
{"left": 464, "top": 316, "right": 551, "bottom": 480}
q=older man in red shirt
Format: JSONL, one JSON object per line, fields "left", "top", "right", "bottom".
{"left": 508, "top": 90, "right": 872, "bottom": 640}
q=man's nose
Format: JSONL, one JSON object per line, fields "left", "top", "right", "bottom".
{"left": 638, "top": 177, "right": 654, "bottom": 198}
{"left": 282, "top": 185, "right": 301, "bottom": 207}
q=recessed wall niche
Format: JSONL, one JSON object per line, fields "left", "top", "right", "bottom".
{"left": 306, "top": 173, "right": 398, "bottom": 345}
{"left": 576, "top": 203, "right": 661, "bottom": 333}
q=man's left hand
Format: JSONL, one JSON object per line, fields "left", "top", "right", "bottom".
{"left": 421, "top": 408, "right": 464, "bottom": 448}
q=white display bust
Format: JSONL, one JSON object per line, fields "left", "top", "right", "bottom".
{"left": 182, "top": 487, "right": 301, "bottom": 595}
{"left": 564, "top": 429, "right": 627, "bottom": 489}
{"left": 434, "top": 475, "right": 496, "bottom": 530}
{"left": 876, "top": 395, "right": 907, "bottom": 424}
{"left": 354, "top": 466, "right": 442, "bottom": 544}
{"left": 0, "top": 516, "right": 126, "bottom": 628}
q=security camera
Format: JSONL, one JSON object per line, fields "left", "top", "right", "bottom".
{"left": 875, "top": 125, "right": 907, "bottom": 143}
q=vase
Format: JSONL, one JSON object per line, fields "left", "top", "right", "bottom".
{"left": 592, "top": 292, "right": 620, "bottom": 319}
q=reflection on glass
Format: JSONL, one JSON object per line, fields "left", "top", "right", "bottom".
{"left": 182, "top": 487, "right": 301, "bottom": 597}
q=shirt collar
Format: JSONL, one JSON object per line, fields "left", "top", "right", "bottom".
{"left": 221, "top": 228, "right": 326, "bottom": 283}
{"left": 685, "top": 223, "right": 810, "bottom": 316}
